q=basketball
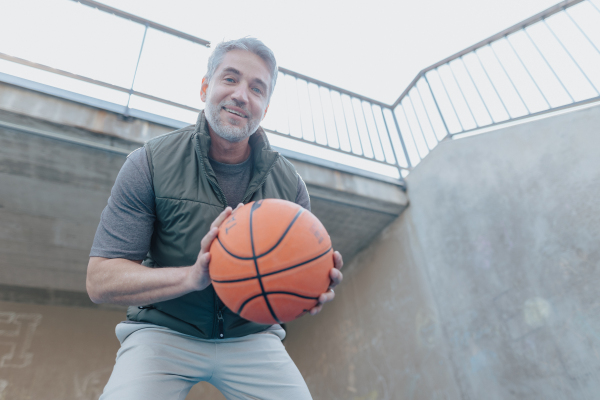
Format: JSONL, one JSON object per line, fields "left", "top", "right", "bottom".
{"left": 209, "top": 199, "right": 333, "bottom": 324}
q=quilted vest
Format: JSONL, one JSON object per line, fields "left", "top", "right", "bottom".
{"left": 126, "top": 112, "right": 298, "bottom": 339}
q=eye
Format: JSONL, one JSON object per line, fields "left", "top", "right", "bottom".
{"left": 252, "top": 87, "right": 263, "bottom": 95}
{"left": 224, "top": 77, "right": 235, "bottom": 83}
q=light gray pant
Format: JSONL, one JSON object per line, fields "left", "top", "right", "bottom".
{"left": 100, "top": 322, "right": 312, "bottom": 400}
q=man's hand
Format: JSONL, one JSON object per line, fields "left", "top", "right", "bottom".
{"left": 187, "top": 204, "right": 244, "bottom": 292}
{"left": 87, "top": 204, "right": 245, "bottom": 306}
{"left": 309, "top": 250, "right": 344, "bottom": 316}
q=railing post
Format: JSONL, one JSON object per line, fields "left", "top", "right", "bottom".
{"left": 378, "top": 106, "right": 401, "bottom": 173}
{"left": 459, "top": 56, "right": 497, "bottom": 121}
{"left": 125, "top": 22, "right": 148, "bottom": 117}
{"left": 435, "top": 68, "right": 465, "bottom": 132}
{"left": 543, "top": 18, "right": 599, "bottom": 95}
{"left": 424, "top": 74, "right": 451, "bottom": 139}
{"left": 504, "top": 34, "right": 551, "bottom": 109}
{"left": 414, "top": 84, "right": 439, "bottom": 143}
{"left": 391, "top": 108, "right": 412, "bottom": 169}
{"left": 523, "top": 24, "right": 575, "bottom": 103}
{"left": 487, "top": 45, "right": 531, "bottom": 115}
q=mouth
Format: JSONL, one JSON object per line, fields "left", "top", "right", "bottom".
{"left": 222, "top": 107, "right": 248, "bottom": 119}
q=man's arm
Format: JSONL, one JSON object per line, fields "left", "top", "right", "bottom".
{"left": 87, "top": 146, "right": 236, "bottom": 306}
{"left": 87, "top": 208, "right": 233, "bottom": 306}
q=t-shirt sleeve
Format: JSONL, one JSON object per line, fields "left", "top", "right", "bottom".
{"left": 295, "top": 174, "right": 311, "bottom": 211}
{"left": 89, "top": 147, "right": 156, "bottom": 260}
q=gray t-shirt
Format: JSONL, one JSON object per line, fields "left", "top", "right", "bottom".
{"left": 90, "top": 147, "right": 310, "bottom": 260}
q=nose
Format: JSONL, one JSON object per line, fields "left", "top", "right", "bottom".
{"left": 230, "top": 83, "right": 250, "bottom": 105}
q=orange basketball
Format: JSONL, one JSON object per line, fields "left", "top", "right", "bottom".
{"left": 209, "top": 199, "right": 333, "bottom": 324}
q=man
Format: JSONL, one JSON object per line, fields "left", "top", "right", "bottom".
{"left": 87, "top": 37, "right": 343, "bottom": 399}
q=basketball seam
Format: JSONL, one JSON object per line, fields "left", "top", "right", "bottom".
{"left": 237, "top": 291, "right": 320, "bottom": 314}
{"left": 250, "top": 201, "right": 283, "bottom": 324}
{"left": 216, "top": 208, "right": 305, "bottom": 260}
{"left": 212, "top": 246, "right": 332, "bottom": 283}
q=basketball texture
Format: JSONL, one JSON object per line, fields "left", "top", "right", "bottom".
{"left": 209, "top": 199, "right": 333, "bottom": 324}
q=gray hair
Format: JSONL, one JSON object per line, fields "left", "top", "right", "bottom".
{"left": 204, "top": 37, "right": 278, "bottom": 101}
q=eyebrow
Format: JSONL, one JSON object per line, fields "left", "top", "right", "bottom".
{"left": 221, "top": 67, "right": 268, "bottom": 92}
{"left": 222, "top": 67, "right": 241, "bottom": 76}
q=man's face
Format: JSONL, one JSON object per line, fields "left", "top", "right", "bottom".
{"left": 201, "top": 49, "right": 271, "bottom": 143}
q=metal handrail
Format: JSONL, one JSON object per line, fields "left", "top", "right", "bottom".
{"left": 72, "top": 0, "right": 211, "bottom": 47}
{"left": 278, "top": 67, "right": 392, "bottom": 109}
{"left": 0, "top": 52, "right": 202, "bottom": 113}
{"left": 391, "top": 0, "right": 585, "bottom": 108}
{"left": 389, "top": 0, "right": 600, "bottom": 169}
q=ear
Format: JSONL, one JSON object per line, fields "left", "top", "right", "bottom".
{"left": 262, "top": 104, "right": 270, "bottom": 121}
{"left": 200, "top": 77, "right": 208, "bottom": 102}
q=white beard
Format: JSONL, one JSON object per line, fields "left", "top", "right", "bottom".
{"left": 204, "top": 99, "right": 261, "bottom": 143}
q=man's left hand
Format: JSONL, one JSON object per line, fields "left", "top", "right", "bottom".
{"left": 309, "top": 251, "right": 344, "bottom": 316}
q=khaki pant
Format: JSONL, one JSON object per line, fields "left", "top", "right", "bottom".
{"left": 100, "top": 322, "right": 312, "bottom": 400}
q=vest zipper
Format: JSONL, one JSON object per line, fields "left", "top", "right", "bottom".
{"left": 214, "top": 293, "right": 226, "bottom": 339}
{"left": 217, "top": 309, "right": 224, "bottom": 339}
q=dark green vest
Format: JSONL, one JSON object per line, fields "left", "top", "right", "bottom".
{"left": 126, "top": 112, "right": 298, "bottom": 339}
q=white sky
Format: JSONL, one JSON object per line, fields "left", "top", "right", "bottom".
{"left": 3, "top": 0, "right": 593, "bottom": 178}
{"left": 93, "top": 0, "right": 559, "bottom": 104}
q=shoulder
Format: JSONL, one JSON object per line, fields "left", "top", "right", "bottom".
{"left": 145, "top": 124, "right": 196, "bottom": 151}
{"left": 144, "top": 125, "right": 197, "bottom": 175}
{"left": 273, "top": 153, "right": 298, "bottom": 176}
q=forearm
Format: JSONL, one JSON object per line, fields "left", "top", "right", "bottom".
{"left": 86, "top": 257, "right": 195, "bottom": 306}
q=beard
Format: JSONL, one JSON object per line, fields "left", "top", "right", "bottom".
{"left": 204, "top": 99, "right": 261, "bottom": 143}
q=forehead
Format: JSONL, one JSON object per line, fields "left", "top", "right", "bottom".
{"left": 215, "top": 49, "right": 271, "bottom": 86}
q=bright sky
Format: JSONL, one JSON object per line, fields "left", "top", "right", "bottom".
{"left": 2, "top": 0, "right": 591, "bottom": 178}
{"left": 92, "top": 0, "right": 559, "bottom": 104}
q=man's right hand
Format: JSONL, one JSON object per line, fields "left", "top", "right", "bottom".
{"left": 87, "top": 204, "right": 243, "bottom": 306}
{"left": 187, "top": 204, "right": 241, "bottom": 292}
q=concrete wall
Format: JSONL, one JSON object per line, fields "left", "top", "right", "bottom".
{"left": 285, "top": 102, "right": 600, "bottom": 399}
{"left": 0, "top": 83, "right": 405, "bottom": 399}
{"left": 0, "top": 301, "right": 226, "bottom": 400}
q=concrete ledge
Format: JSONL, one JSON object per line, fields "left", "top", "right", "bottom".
{"left": 0, "top": 73, "right": 405, "bottom": 186}
{"left": 0, "top": 283, "right": 125, "bottom": 311}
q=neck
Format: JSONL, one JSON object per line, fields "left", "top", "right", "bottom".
{"left": 207, "top": 127, "right": 252, "bottom": 164}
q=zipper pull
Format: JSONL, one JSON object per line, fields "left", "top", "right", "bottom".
{"left": 217, "top": 309, "right": 224, "bottom": 339}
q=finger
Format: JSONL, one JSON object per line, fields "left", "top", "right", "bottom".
{"left": 210, "top": 207, "right": 233, "bottom": 230}
{"left": 198, "top": 251, "right": 211, "bottom": 269}
{"left": 329, "top": 268, "right": 343, "bottom": 289}
{"left": 309, "top": 304, "right": 323, "bottom": 316}
{"left": 333, "top": 251, "right": 344, "bottom": 270}
{"left": 200, "top": 227, "right": 219, "bottom": 253}
{"left": 318, "top": 288, "right": 335, "bottom": 304}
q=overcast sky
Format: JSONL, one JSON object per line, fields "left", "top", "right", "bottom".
{"left": 94, "top": 0, "right": 559, "bottom": 104}
{"left": 2, "top": 0, "right": 582, "bottom": 177}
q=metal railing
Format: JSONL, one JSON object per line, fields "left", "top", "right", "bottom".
{"left": 0, "top": 0, "right": 599, "bottom": 178}
{"left": 261, "top": 68, "right": 410, "bottom": 176}
{"left": 391, "top": 0, "right": 600, "bottom": 167}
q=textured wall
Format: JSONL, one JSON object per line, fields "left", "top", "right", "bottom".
{"left": 285, "top": 102, "right": 600, "bottom": 399}
{"left": 0, "top": 301, "right": 226, "bottom": 400}
{"left": 0, "top": 87, "right": 404, "bottom": 399}
{"left": 0, "top": 112, "right": 131, "bottom": 292}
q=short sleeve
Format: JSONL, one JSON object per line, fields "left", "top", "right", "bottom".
{"left": 89, "top": 147, "right": 156, "bottom": 260}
